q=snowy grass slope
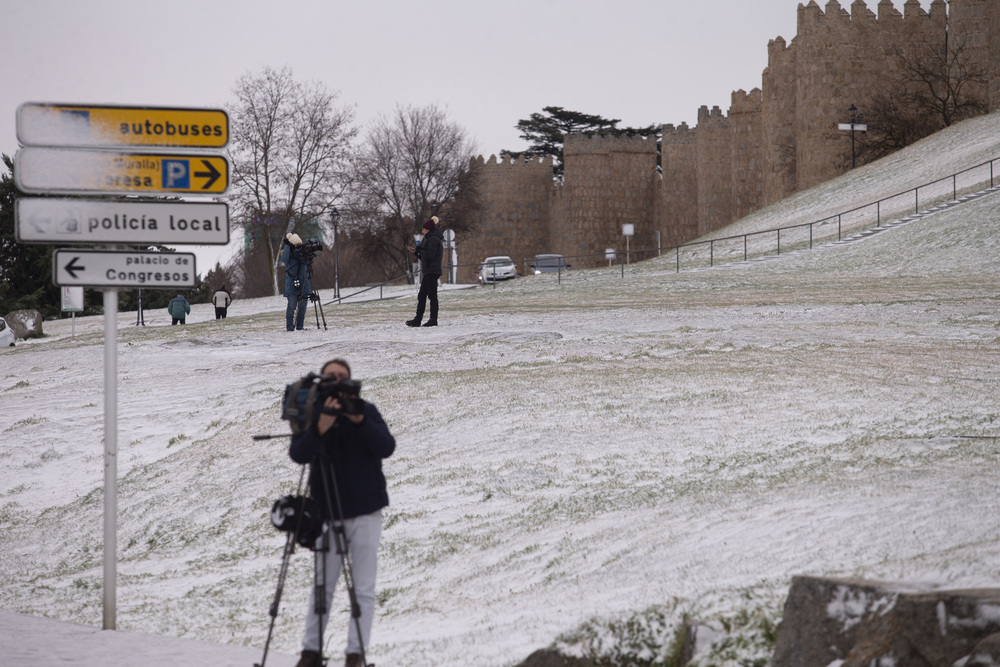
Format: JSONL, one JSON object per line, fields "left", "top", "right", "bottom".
{"left": 1, "top": 112, "right": 999, "bottom": 666}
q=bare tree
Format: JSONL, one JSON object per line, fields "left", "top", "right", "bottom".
{"left": 858, "top": 36, "right": 987, "bottom": 164}
{"left": 227, "top": 66, "right": 357, "bottom": 296}
{"left": 902, "top": 36, "right": 988, "bottom": 129}
{"left": 349, "top": 105, "right": 480, "bottom": 280}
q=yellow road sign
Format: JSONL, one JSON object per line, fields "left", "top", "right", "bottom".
{"left": 15, "top": 147, "right": 229, "bottom": 195}
{"left": 17, "top": 103, "right": 229, "bottom": 148}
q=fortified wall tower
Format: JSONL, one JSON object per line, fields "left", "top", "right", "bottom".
{"left": 659, "top": 122, "right": 698, "bottom": 248}
{"left": 949, "top": 0, "right": 1000, "bottom": 112}
{"left": 789, "top": 0, "right": 946, "bottom": 191}
{"left": 459, "top": 154, "right": 553, "bottom": 281}
{"left": 730, "top": 88, "right": 765, "bottom": 222}
{"left": 555, "top": 133, "right": 658, "bottom": 265}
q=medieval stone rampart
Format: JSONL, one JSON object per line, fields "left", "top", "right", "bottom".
{"left": 461, "top": 0, "right": 999, "bottom": 273}
{"left": 459, "top": 154, "right": 552, "bottom": 280}
{"left": 560, "top": 134, "right": 658, "bottom": 265}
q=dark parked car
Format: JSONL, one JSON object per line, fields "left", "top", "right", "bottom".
{"left": 530, "top": 254, "right": 569, "bottom": 275}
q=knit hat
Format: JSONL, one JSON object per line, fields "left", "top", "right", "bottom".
{"left": 286, "top": 233, "right": 302, "bottom": 245}
{"left": 422, "top": 216, "right": 438, "bottom": 231}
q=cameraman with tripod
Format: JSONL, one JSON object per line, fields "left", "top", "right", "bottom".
{"left": 289, "top": 358, "right": 396, "bottom": 667}
{"left": 282, "top": 233, "right": 312, "bottom": 331}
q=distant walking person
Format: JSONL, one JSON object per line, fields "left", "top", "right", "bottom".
{"left": 212, "top": 285, "right": 232, "bottom": 319}
{"left": 406, "top": 216, "right": 443, "bottom": 327}
{"left": 167, "top": 294, "right": 190, "bottom": 325}
{"left": 282, "top": 233, "right": 312, "bottom": 331}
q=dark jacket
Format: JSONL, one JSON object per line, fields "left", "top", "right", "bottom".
{"left": 414, "top": 228, "right": 444, "bottom": 277}
{"left": 289, "top": 401, "right": 395, "bottom": 520}
{"left": 281, "top": 242, "right": 312, "bottom": 298}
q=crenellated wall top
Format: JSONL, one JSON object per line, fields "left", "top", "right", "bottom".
{"left": 471, "top": 154, "right": 553, "bottom": 169}
{"left": 563, "top": 132, "right": 657, "bottom": 156}
{"left": 797, "top": 0, "right": 945, "bottom": 29}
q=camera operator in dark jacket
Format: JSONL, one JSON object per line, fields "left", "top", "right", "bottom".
{"left": 288, "top": 358, "right": 396, "bottom": 667}
{"left": 406, "top": 216, "right": 444, "bottom": 327}
{"left": 281, "top": 233, "right": 312, "bottom": 332}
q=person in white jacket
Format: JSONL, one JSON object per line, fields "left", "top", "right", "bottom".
{"left": 211, "top": 285, "right": 232, "bottom": 320}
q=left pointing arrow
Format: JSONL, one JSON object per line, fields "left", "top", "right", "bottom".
{"left": 64, "top": 256, "right": 85, "bottom": 278}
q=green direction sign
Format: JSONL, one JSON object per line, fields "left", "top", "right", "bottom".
{"left": 15, "top": 147, "right": 229, "bottom": 196}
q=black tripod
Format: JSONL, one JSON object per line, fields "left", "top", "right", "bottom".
{"left": 253, "top": 435, "right": 371, "bottom": 667}
{"left": 298, "top": 257, "right": 327, "bottom": 331}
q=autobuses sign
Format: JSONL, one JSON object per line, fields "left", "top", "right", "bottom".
{"left": 17, "top": 103, "right": 228, "bottom": 148}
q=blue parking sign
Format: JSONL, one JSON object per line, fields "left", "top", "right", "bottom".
{"left": 162, "top": 159, "right": 190, "bottom": 189}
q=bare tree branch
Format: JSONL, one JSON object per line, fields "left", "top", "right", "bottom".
{"left": 227, "top": 66, "right": 356, "bottom": 296}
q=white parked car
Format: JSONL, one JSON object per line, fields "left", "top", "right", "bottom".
{"left": 0, "top": 317, "right": 15, "bottom": 348}
{"left": 476, "top": 256, "right": 518, "bottom": 284}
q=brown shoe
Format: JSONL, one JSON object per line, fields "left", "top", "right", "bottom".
{"left": 344, "top": 653, "right": 364, "bottom": 667}
{"left": 295, "top": 650, "right": 322, "bottom": 667}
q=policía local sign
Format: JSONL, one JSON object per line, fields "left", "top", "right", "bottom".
{"left": 17, "top": 103, "right": 228, "bottom": 148}
{"left": 53, "top": 249, "right": 196, "bottom": 288}
{"left": 15, "top": 147, "right": 228, "bottom": 195}
{"left": 16, "top": 198, "right": 229, "bottom": 245}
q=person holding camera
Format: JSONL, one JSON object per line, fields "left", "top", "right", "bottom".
{"left": 289, "top": 358, "right": 396, "bottom": 667}
{"left": 406, "top": 216, "right": 444, "bottom": 327}
{"left": 282, "top": 233, "right": 312, "bottom": 332}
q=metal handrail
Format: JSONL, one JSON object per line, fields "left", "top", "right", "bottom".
{"left": 322, "top": 272, "right": 411, "bottom": 306}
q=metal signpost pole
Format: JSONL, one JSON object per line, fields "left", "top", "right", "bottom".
{"left": 622, "top": 223, "right": 635, "bottom": 266}
{"left": 103, "top": 286, "right": 118, "bottom": 630}
{"left": 331, "top": 208, "right": 341, "bottom": 300}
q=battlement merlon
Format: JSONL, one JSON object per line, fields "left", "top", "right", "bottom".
{"left": 696, "top": 105, "right": 730, "bottom": 127}
{"left": 851, "top": 0, "right": 876, "bottom": 20}
{"left": 730, "top": 88, "right": 763, "bottom": 115}
{"left": 877, "top": 0, "right": 903, "bottom": 20}
{"left": 661, "top": 122, "right": 697, "bottom": 145}
{"left": 562, "top": 132, "right": 657, "bottom": 156}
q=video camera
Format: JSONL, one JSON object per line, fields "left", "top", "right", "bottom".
{"left": 291, "top": 238, "right": 323, "bottom": 262}
{"left": 281, "top": 372, "right": 363, "bottom": 435}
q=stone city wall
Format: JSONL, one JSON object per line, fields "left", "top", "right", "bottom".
{"left": 461, "top": 0, "right": 999, "bottom": 273}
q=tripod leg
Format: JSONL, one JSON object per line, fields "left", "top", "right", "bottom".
{"left": 317, "top": 298, "right": 327, "bottom": 330}
{"left": 314, "top": 526, "right": 329, "bottom": 660}
{"left": 255, "top": 532, "right": 297, "bottom": 667}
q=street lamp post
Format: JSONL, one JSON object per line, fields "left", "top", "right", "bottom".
{"left": 444, "top": 212, "right": 454, "bottom": 283}
{"left": 330, "top": 207, "right": 341, "bottom": 300}
{"left": 838, "top": 105, "right": 867, "bottom": 169}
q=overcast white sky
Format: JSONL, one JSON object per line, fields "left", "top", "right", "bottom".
{"left": 1, "top": 0, "right": 935, "bottom": 271}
